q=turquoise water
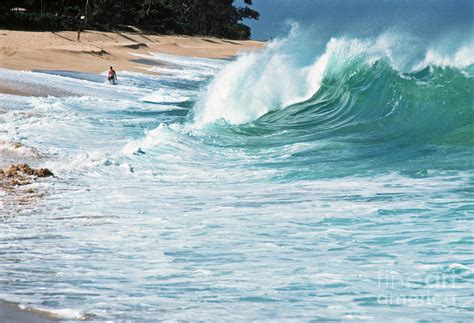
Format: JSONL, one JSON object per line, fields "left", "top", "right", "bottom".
{"left": 0, "top": 32, "right": 473, "bottom": 320}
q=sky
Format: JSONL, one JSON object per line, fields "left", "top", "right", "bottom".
{"left": 239, "top": 0, "right": 474, "bottom": 40}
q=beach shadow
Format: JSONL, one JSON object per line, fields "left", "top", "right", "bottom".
{"left": 138, "top": 34, "right": 157, "bottom": 43}
{"left": 116, "top": 32, "right": 139, "bottom": 43}
{"left": 222, "top": 40, "right": 240, "bottom": 45}
{"left": 99, "top": 32, "right": 116, "bottom": 41}
{"left": 51, "top": 32, "right": 75, "bottom": 42}
{"left": 122, "top": 43, "right": 148, "bottom": 49}
{"left": 202, "top": 38, "right": 220, "bottom": 44}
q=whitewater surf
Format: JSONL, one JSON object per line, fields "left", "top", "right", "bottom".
{"left": 0, "top": 25, "right": 473, "bottom": 320}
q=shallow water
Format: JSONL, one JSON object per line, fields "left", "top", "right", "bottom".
{"left": 0, "top": 32, "right": 473, "bottom": 320}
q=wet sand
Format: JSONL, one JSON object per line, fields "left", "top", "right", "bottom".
{"left": 0, "top": 79, "right": 74, "bottom": 97}
{"left": 0, "top": 301, "right": 59, "bottom": 322}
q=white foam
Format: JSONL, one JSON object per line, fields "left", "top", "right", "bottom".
{"left": 141, "top": 88, "right": 192, "bottom": 104}
{"left": 193, "top": 34, "right": 368, "bottom": 125}
{"left": 34, "top": 307, "right": 88, "bottom": 320}
{"left": 416, "top": 44, "right": 474, "bottom": 69}
{"left": 147, "top": 52, "right": 227, "bottom": 70}
{"left": 122, "top": 123, "right": 170, "bottom": 155}
{"left": 193, "top": 37, "right": 318, "bottom": 125}
{"left": 0, "top": 141, "right": 38, "bottom": 158}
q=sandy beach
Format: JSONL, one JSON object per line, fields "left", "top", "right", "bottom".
{"left": 0, "top": 29, "right": 262, "bottom": 76}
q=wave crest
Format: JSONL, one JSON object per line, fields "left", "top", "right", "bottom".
{"left": 193, "top": 28, "right": 473, "bottom": 126}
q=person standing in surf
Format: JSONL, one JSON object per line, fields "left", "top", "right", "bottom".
{"left": 108, "top": 66, "right": 117, "bottom": 84}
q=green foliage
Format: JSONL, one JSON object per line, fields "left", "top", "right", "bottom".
{"left": 0, "top": 12, "right": 77, "bottom": 31}
{"left": 0, "top": 0, "right": 259, "bottom": 39}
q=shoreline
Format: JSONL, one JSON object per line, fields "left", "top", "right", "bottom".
{"left": 0, "top": 30, "right": 262, "bottom": 202}
{"left": 0, "top": 78, "right": 75, "bottom": 97}
{"left": 0, "top": 29, "right": 262, "bottom": 77}
{"left": 0, "top": 29, "right": 262, "bottom": 193}
{"left": 0, "top": 300, "right": 60, "bottom": 322}
{"left": 0, "top": 30, "right": 261, "bottom": 322}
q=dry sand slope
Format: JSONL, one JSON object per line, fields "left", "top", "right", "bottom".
{"left": 0, "top": 29, "right": 262, "bottom": 75}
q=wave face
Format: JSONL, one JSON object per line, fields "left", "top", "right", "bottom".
{"left": 0, "top": 28, "right": 473, "bottom": 321}
{"left": 192, "top": 29, "right": 473, "bottom": 180}
{"left": 196, "top": 29, "right": 473, "bottom": 126}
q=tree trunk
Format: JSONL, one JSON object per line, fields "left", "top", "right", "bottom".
{"left": 85, "top": 0, "right": 89, "bottom": 23}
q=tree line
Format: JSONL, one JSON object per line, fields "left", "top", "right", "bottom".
{"left": 0, "top": 0, "right": 260, "bottom": 39}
